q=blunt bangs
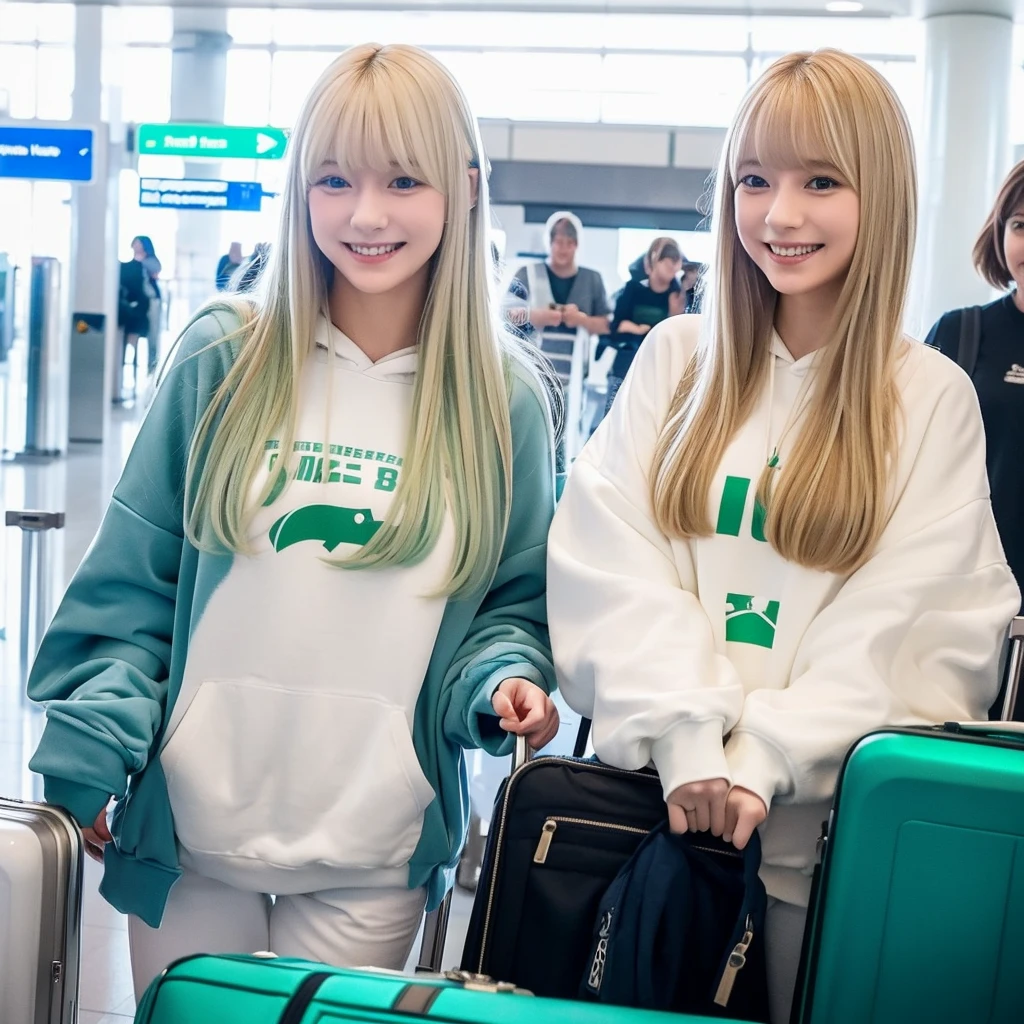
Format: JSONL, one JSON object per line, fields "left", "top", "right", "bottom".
{"left": 728, "top": 62, "right": 858, "bottom": 192}
{"left": 299, "top": 50, "right": 468, "bottom": 194}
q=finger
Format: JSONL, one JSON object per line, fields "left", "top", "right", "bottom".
{"left": 667, "top": 803, "right": 688, "bottom": 834}
{"left": 95, "top": 819, "right": 113, "bottom": 843}
{"left": 723, "top": 797, "right": 739, "bottom": 846}
{"left": 710, "top": 790, "right": 727, "bottom": 838}
{"left": 731, "top": 811, "right": 755, "bottom": 851}
{"left": 693, "top": 799, "right": 711, "bottom": 834}
{"left": 685, "top": 809, "right": 699, "bottom": 833}
{"left": 498, "top": 716, "right": 524, "bottom": 733}
{"left": 491, "top": 691, "right": 516, "bottom": 720}
{"left": 515, "top": 704, "right": 545, "bottom": 731}
{"left": 537, "top": 715, "right": 561, "bottom": 748}
{"left": 84, "top": 840, "right": 104, "bottom": 864}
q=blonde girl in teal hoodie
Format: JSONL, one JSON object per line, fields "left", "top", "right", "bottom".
{"left": 29, "top": 43, "right": 559, "bottom": 997}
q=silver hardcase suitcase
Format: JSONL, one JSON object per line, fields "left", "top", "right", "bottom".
{"left": 0, "top": 797, "right": 83, "bottom": 1023}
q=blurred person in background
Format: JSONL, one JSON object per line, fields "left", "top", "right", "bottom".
{"left": 131, "top": 235, "right": 163, "bottom": 374}
{"left": 217, "top": 242, "right": 244, "bottom": 291}
{"left": 604, "top": 237, "right": 685, "bottom": 416}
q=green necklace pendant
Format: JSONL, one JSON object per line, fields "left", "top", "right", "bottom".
{"left": 767, "top": 448, "right": 781, "bottom": 469}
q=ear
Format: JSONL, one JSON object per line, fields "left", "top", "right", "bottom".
{"left": 467, "top": 166, "right": 480, "bottom": 209}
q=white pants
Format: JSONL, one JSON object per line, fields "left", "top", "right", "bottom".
{"left": 128, "top": 868, "right": 427, "bottom": 1000}
{"left": 765, "top": 897, "right": 809, "bottom": 1024}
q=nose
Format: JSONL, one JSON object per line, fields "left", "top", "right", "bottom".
{"left": 764, "top": 182, "right": 805, "bottom": 234}
{"left": 349, "top": 186, "right": 388, "bottom": 234}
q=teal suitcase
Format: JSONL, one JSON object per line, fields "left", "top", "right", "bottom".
{"left": 793, "top": 721, "right": 1024, "bottom": 1024}
{"left": 133, "top": 954, "right": 756, "bottom": 1023}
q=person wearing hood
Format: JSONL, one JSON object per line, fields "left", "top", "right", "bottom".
{"left": 547, "top": 50, "right": 1017, "bottom": 1024}
{"left": 27, "top": 43, "right": 559, "bottom": 999}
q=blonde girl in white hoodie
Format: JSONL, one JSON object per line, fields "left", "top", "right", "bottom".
{"left": 547, "top": 49, "right": 1018, "bottom": 1024}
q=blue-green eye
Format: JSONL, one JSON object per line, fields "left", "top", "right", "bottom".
{"left": 315, "top": 175, "right": 349, "bottom": 190}
{"left": 739, "top": 174, "right": 769, "bottom": 189}
{"left": 391, "top": 176, "right": 421, "bottom": 191}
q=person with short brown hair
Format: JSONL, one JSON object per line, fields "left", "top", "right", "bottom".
{"left": 925, "top": 160, "right": 1024, "bottom": 640}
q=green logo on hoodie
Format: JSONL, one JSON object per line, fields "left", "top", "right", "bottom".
{"left": 725, "top": 593, "right": 780, "bottom": 649}
{"left": 269, "top": 505, "right": 384, "bottom": 552}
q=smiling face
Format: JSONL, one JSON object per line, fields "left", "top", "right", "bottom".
{"left": 734, "top": 160, "right": 860, "bottom": 309}
{"left": 307, "top": 162, "right": 446, "bottom": 297}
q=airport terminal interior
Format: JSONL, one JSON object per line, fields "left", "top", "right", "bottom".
{"left": 1, "top": 0, "right": 1023, "bottom": 1020}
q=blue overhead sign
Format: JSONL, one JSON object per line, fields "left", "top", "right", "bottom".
{"left": 139, "top": 177, "right": 269, "bottom": 212}
{"left": 0, "top": 125, "right": 94, "bottom": 182}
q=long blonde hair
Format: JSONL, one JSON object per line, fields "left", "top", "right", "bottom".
{"left": 652, "top": 49, "right": 916, "bottom": 574}
{"left": 184, "top": 43, "right": 551, "bottom": 597}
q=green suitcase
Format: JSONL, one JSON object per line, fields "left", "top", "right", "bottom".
{"left": 134, "top": 953, "right": 755, "bottom": 1023}
{"left": 793, "top": 722, "right": 1024, "bottom": 1024}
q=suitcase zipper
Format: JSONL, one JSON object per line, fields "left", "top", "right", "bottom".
{"left": 476, "top": 758, "right": 657, "bottom": 974}
{"left": 533, "top": 817, "right": 647, "bottom": 864}
{"left": 712, "top": 914, "right": 754, "bottom": 1008}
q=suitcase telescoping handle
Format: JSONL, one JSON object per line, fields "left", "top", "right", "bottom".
{"left": 1000, "top": 616, "right": 1024, "bottom": 723}
{"left": 416, "top": 736, "right": 534, "bottom": 975}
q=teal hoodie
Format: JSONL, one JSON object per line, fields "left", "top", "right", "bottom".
{"left": 28, "top": 307, "right": 556, "bottom": 927}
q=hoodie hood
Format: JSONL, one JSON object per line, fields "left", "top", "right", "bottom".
{"left": 315, "top": 316, "right": 419, "bottom": 383}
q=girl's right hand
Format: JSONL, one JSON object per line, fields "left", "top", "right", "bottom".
{"left": 82, "top": 809, "right": 112, "bottom": 864}
{"left": 666, "top": 777, "right": 729, "bottom": 837}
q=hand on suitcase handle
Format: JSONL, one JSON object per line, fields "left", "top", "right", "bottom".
{"left": 491, "top": 678, "right": 560, "bottom": 750}
{"left": 82, "top": 808, "right": 112, "bottom": 864}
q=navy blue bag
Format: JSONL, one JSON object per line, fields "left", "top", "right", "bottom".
{"left": 580, "top": 823, "right": 770, "bottom": 1022}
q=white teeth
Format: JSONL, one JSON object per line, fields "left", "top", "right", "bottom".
{"left": 350, "top": 244, "right": 399, "bottom": 256}
{"left": 770, "top": 244, "right": 823, "bottom": 257}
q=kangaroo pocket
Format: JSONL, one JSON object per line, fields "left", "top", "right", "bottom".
{"left": 160, "top": 678, "right": 436, "bottom": 871}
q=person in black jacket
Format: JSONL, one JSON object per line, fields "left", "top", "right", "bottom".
{"left": 604, "top": 237, "right": 685, "bottom": 415}
{"left": 925, "top": 159, "right": 1024, "bottom": 628}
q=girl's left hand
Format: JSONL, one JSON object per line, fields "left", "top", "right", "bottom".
{"left": 723, "top": 786, "right": 767, "bottom": 850}
{"left": 491, "top": 678, "right": 560, "bottom": 750}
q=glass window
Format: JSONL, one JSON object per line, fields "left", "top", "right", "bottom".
{"left": 750, "top": 16, "right": 918, "bottom": 56}
{"left": 0, "top": 2, "right": 37, "bottom": 43}
{"left": 116, "top": 7, "right": 173, "bottom": 45}
{"left": 1013, "top": 64, "right": 1024, "bottom": 144}
{"left": 35, "top": 5, "right": 75, "bottom": 45}
{"left": 118, "top": 47, "right": 171, "bottom": 125}
{"left": 35, "top": 46, "right": 74, "bottom": 121}
{"left": 0, "top": 44, "right": 36, "bottom": 118}
{"left": 602, "top": 14, "right": 748, "bottom": 52}
{"left": 271, "top": 10, "right": 348, "bottom": 46}
{"left": 438, "top": 50, "right": 603, "bottom": 123}
{"left": 270, "top": 50, "right": 336, "bottom": 129}
{"left": 601, "top": 55, "right": 747, "bottom": 128}
{"left": 225, "top": 49, "right": 272, "bottom": 127}
{"left": 226, "top": 9, "right": 273, "bottom": 46}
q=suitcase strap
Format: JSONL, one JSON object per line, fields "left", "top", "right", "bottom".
{"left": 277, "top": 971, "right": 331, "bottom": 1024}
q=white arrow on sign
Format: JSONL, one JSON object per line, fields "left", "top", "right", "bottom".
{"left": 79, "top": 148, "right": 90, "bottom": 157}
{"left": 256, "top": 132, "right": 278, "bottom": 155}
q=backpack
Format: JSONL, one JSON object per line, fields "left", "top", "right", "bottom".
{"left": 579, "top": 822, "right": 769, "bottom": 1022}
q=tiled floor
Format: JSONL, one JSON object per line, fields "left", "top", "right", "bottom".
{"left": 0, "top": 372, "right": 479, "bottom": 1021}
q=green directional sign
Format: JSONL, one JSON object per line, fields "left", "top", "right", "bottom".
{"left": 137, "top": 123, "right": 288, "bottom": 160}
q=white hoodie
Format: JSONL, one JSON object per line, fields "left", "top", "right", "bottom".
{"left": 161, "top": 318, "right": 452, "bottom": 896}
{"left": 548, "top": 314, "right": 1019, "bottom": 906}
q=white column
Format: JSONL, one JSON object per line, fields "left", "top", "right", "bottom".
{"left": 69, "top": 4, "right": 118, "bottom": 438}
{"left": 912, "top": 9, "right": 1013, "bottom": 334}
{"left": 170, "top": 7, "right": 230, "bottom": 323}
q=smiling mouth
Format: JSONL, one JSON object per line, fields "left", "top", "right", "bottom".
{"left": 344, "top": 242, "right": 406, "bottom": 257}
{"left": 767, "top": 243, "right": 824, "bottom": 257}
